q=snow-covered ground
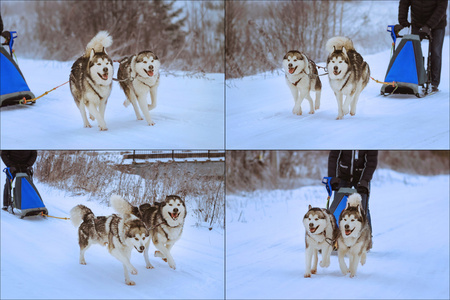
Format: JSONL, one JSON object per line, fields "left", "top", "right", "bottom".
{"left": 226, "top": 37, "right": 450, "bottom": 149}
{"left": 226, "top": 169, "right": 449, "bottom": 299}
{"left": 1, "top": 59, "right": 224, "bottom": 150}
{"left": 0, "top": 180, "right": 224, "bottom": 299}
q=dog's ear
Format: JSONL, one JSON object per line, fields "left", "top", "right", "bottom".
{"left": 130, "top": 55, "right": 137, "bottom": 78}
{"left": 342, "top": 47, "right": 347, "bottom": 56}
{"left": 333, "top": 46, "right": 336, "bottom": 52}
{"left": 90, "top": 48, "right": 95, "bottom": 60}
{"left": 308, "top": 204, "right": 312, "bottom": 210}
{"left": 102, "top": 47, "right": 108, "bottom": 55}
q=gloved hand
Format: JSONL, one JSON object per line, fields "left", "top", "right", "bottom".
{"left": 394, "top": 24, "right": 404, "bottom": 37}
{"left": 419, "top": 25, "right": 431, "bottom": 38}
{"left": 357, "top": 180, "right": 369, "bottom": 195}
{"left": 400, "top": 21, "right": 410, "bottom": 28}
{"left": 330, "top": 177, "right": 341, "bottom": 191}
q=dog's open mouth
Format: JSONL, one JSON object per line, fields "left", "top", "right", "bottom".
{"left": 145, "top": 69, "right": 154, "bottom": 77}
{"left": 135, "top": 246, "right": 144, "bottom": 253}
{"left": 288, "top": 66, "right": 297, "bottom": 74}
{"left": 333, "top": 70, "right": 341, "bottom": 76}
{"left": 169, "top": 211, "right": 179, "bottom": 221}
{"left": 309, "top": 225, "right": 319, "bottom": 233}
{"left": 98, "top": 72, "right": 109, "bottom": 81}
{"left": 345, "top": 228, "right": 355, "bottom": 236}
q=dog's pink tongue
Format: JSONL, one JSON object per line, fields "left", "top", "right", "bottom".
{"left": 345, "top": 230, "right": 351, "bottom": 235}
{"left": 147, "top": 70, "right": 154, "bottom": 77}
{"left": 289, "top": 68, "right": 295, "bottom": 74}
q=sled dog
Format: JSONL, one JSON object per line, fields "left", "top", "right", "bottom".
{"left": 326, "top": 36, "right": 370, "bottom": 119}
{"left": 69, "top": 31, "right": 113, "bottom": 130}
{"left": 337, "top": 193, "right": 372, "bottom": 278}
{"left": 283, "top": 50, "right": 322, "bottom": 115}
{"left": 111, "top": 194, "right": 186, "bottom": 270}
{"left": 70, "top": 195, "right": 149, "bottom": 285}
{"left": 117, "top": 51, "right": 160, "bottom": 126}
{"left": 303, "top": 205, "right": 338, "bottom": 277}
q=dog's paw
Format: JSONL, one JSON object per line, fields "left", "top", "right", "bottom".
{"left": 147, "top": 121, "right": 155, "bottom": 126}
{"left": 99, "top": 126, "right": 108, "bottom": 131}
{"left": 320, "top": 260, "right": 330, "bottom": 268}
{"left": 336, "top": 115, "right": 343, "bottom": 120}
{"left": 292, "top": 106, "right": 302, "bottom": 115}
{"left": 154, "top": 251, "right": 162, "bottom": 257}
{"left": 125, "top": 280, "right": 136, "bottom": 286}
{"left": 84, "top": 123, "right": 92, "bottom": 128}
{"left": 309, "top": 110, "right": 315, "bottom": 114}
{"left": 131, "top": 268, "right": 138, "bottom": 275}
{"left": 341, "top": 267, "right": 349, "bottom": 275}
{"left": 146, "top": 264, "right": 155, "bottom": 269}
{"left": 137, "top": 116, "right": 143, "bottom": 121}
{"left": 349, "top": 272, "right": 356, "bottom": 278}
{"left": 123, "top": 100, "right": 130, "bottom": 107}
{"left": 343, "top": 107, "right": 349, "bottom": 115}
{"left": 80, "top": 260, "right": 86, "bottom": 265}
{"left": 311, "top": 269, "right": 317, "bottom": 274}
{"left": 350, "top": 112, "right": 356, "bottom": 116}
{"left": 304, "top": 273, "right": 311, "bottom": 278}
{"left": 89, "top": 114, "right": 95, "bottom": 121}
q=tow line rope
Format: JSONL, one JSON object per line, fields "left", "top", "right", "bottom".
{"left": 40, "top": 211, "right": 70, "bottom": 220}
{"left": 19, "top": 80, "right": 69, "bottom": 105}
{"left": 370, "top": 76, "right": 399, "bottom": 95}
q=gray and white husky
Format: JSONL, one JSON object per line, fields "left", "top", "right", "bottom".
{"left": 283, "top": 50, "right": 322, "bottom": 115}
{"left": 303, "top": 205, "right": 338, "bottom": 277}
{"left": 337, "top": 193, "right": 372, "bottom": 278}
{"left": 70, "top": 195, "right": 149, "bottom": 285}
{"left": 117, "top": 51, "right": 160, "bottom": 126}
{"left": 326, "top": 36, "right": 370, "bottom": 120}
{"left": 69, "top": 31, "right": 113, "bottom": 130}
{"left": 111, "top": 194, "right": 186, "bottom": 270}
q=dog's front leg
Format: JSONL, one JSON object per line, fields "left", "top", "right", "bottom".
{"left": 304, "top": 90, "right": 315, "bottom": 114}
{"left": 342, "top": 94, "right": 352, "bottom": 116}
{"left": 337, "top": 245, "right": 349, "bottom": 275}
{"left": 320, "top": 244, "right": 332, "bottom": 268}
{"left": 86, "top": 101, "right": 107, "bottom": 130}
{"left": 122, "top": 264, "right": 135, "bottom": 286}
{"left": 311, "top": 248, "right": 318, "bottom": 274}
{"left": 348, "top": 252, "right": 358, "bottom": 278}
{"left": 77, "top": 100, "right": 92, "bottom": 128}
{"left": 287, "top": 81, "right": 301, "bottom": 115}
{"left": 304, "top": 246, "right": 313, "bottom": 278}
{"left": 148, "top": 86, "right": 158, "bottom": 111}
{"left": 143, "top": 238, "right": 154, "bottom": 269}
{"left": 350, "top": 89, "right": 362, "bottom": 116}
{"left": 154, "top": 242, "right": 176, "bottom": 270}
{"left": 335, "top": 92, "right": 344, "bottom": 120}
{"left": 137, "top": 94, "right": 155, "bottom": 126}
{"left": 314, "top": 89, "right": 321, "bottom": 110}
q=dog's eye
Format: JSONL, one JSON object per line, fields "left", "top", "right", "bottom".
{"left": 143, "top": 237, "right": 146, "bottom": 240}
{"left": 351, "top": 219, "right": 355, "bottom": 222}
{"left": 144, "top": 61, "right": 147, "bottom": 64}
{"left": 293, "top": 59, "right": 297, "bottom": 62}
{"left": 315, "top": 218, "right": 318, "bottom": 221}
{"left": 97, "top": 63, "right": 101, "bottom": 66}
{"left": 135, "top": 237, "right": 139, "bottom": 241}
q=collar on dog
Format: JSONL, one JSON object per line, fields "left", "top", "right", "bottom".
{"left": 285, "top": 74, "right": 303, "bottom": 86}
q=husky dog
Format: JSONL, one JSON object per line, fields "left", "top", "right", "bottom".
{"left": 117, "top": 51, "right": 160, "bottom": 126}
{"left": 303, "top": 205, "right": 338, "bottom": 277}
{"left": 337, "top": 193, "right": 372, "bottom": 278}
{"left": 326, "top": 37, "right": 370, "bottom": 120}
{"left": 283, "top": 51, "right": 322, "bottom": 115}
{"left": 69, "top": 31, "right": 113, "bottom": 130}
{"left": 111, "top": 194, "right": 186, "bottom": 270}
{"left": 70, "top": 195, "right": 149, "bottom": 285}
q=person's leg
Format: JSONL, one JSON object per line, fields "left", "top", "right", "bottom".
{"left": 429, "top": 28, "right": 445, "bottom": 88}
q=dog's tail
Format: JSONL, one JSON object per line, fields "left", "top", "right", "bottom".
{"left": 70, "top": 204, "right": 95, "bottom": 227}
{"left": 110, "top": 194, "right": 134, "bottom": 215}
{"left": 326, "top": 36, "right": 354, "bottom": 53}
{"left": 347, "top": 193, "right": 362, "bottom": 208}
{"left": 84, "top": 31, "right": 113, "bottom": 57}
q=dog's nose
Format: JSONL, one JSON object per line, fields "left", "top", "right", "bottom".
{"left": 309, "top": 223, "right": 314, "bottom": 227}
{"left": 333, "top": 66, "right": 338, "bottom": 71}
{"left": 140, "top": 246, "right": 145, "bottom": 251}
{"left": 149, "top": 65, "right": 154, "bottom": 70}
{"left": 344, "top": 224, "right": 349, "bottom": 229}
{"left": 173, "top": 208, "right": 178, "bottom": 213}
{"left": 103, "top": 67, "right": 108, "bottom": 73}
{"left": 288, "top": 63, "right": 292, "bottom": 68}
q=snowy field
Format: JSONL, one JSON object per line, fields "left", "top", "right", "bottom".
{"left": 226, "top": 169, "right": 450, "bottom": 299}
{"left": 1, "top": 179, "right": 224, "bottom": 299}
{"left": 226, "top": 37, "right": 450, "bottom": 149}
{"left": 0, "top": 59, "right": 224, "bottom": 150}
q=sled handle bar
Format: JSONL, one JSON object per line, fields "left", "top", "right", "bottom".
{"left": 322, "top": 177, "right": 333, "bottom": 198}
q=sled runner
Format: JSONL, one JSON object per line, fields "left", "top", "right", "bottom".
{"left": 381, "top": 25, "right": 431, "bottom": 98}
{"left": 3, "top": 168, "right": 48, "bottom": 218}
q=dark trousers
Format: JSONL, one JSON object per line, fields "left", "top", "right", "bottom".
{"left": 335, "top": 179, "right": 372, "bottom": 230}
{"left": 412, "top": 26, "right": 445, "bottom": 87}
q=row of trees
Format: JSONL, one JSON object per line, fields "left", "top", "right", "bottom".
{"left": 2, "top": 0, "right": 224, "bottom": 73}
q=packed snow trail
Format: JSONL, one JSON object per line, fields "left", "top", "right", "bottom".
{"left": 226, "top": 37, "right": 449, "bottom": 149}
{"left": 0, "top": 60, "right": 224, "bottom": 149}
{"left": 1, "top": 181, "right": 224, "bottom": 299}
{"left": 226, "top": 170, "right": 449, "bottom": 299}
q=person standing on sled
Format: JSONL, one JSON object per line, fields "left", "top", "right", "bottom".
{"left": 1, "top": 150, "right": 37, "bottom": 211}
{"left": 397, "top": 0, "right": 448, "bottom": 93}
{"left": 327, "top": 150, "right": 378, "bottom": 230}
